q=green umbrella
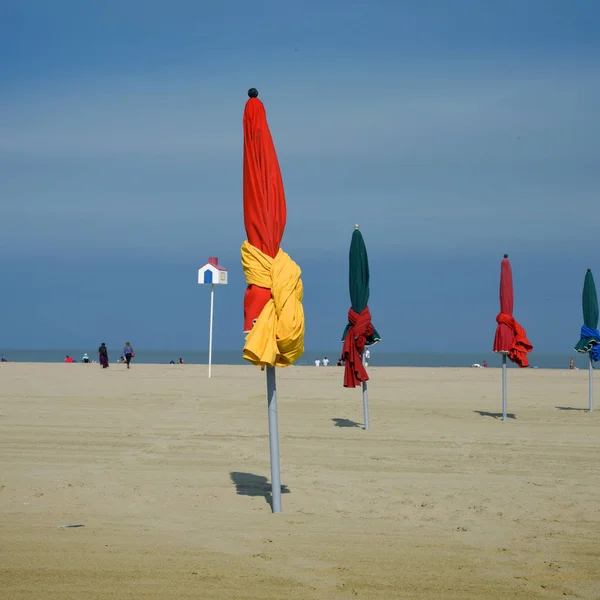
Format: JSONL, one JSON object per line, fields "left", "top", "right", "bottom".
{"left": 341, "top": 227, "right": 381, "bottom": 346}
{"left": 575, "top": 269, "right": 600, "bottom": 355}
{"left": 574, "top": 268, "right": 599, "bottom": 413}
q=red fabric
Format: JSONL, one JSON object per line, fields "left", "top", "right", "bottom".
{"left": 493, "top": 257, "right": 515, "bottom": 353}
{"left": 495, "top": 313, "right": 533, "bottom": 368}
{"left": 342, "top": 307, "right": 374, "bottom": 388}
{"left": 242, "top": 97, "right": 287, "bottom": 332}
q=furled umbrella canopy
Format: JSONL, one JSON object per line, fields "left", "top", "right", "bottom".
{"left": 493, "top": 254, "right": 532, "bottom": 367}
{"left": 240, "top": 89, "right": 304, "bottom": 367}
{"left": 341, "top": 226, "right": 380, "bottom": 388}
{"left": 575, "top": 269, "right": 600, "bottom": 361}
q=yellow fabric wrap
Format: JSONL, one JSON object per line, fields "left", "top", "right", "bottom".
{"left": 241, "top": 240, "right": 305, "bottom": 368}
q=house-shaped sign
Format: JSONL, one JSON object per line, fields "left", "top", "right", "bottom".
{"left": 198, "top": 257, "right": 228, "bottom": 285}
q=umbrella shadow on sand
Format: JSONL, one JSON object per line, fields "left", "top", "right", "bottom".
{"left": 555, "top": 406, "right": 589, "bottom": 412}
{"left": 474, "top": 410, "right": 517, "bottom": 420}
{"left": 332, "top": 418, "right": 363, "bottom": 428}
{"left": 230, "top": 472, "right": 290, "bottom": 509}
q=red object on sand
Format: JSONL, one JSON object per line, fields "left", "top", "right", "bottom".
{"left": 342, "top": 308, "right": 374, "bottom": 388}
{"left": 242, "top": 89, "right": 287, "bottom": 332}
{"left": 493, "top": 255, "right": 533, "bottom": 367}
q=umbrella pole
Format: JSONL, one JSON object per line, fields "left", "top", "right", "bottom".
{"left": 502, "top": 354, "right": 507, "bottom": 422}
{"left": 266, "top": 366, "right": 282, "bottom": 513}
{"left": 362, "top": 352, "right": 370, "bottom": 430}
{"left": 589, "top": 354, "right": 594, "bottom": 413}
{"left": 208, "top": 283, "right": 214, "bottom": 378}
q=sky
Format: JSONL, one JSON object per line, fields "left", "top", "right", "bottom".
{"left": 1, "top": 0, "right": 599, "bottom": 354}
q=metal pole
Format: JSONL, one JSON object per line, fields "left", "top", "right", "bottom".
{"left": 362, "top": 351, "right": 370, "bottom": 430}
{"left": 266, "top": 366, "right": 282, "bottom": 513}
{"left": 208, "top": 284, "right": 214, "bottom": 378}
{"left": 589, "top": 354, "right": 594, "bottom": 413}
{"left": 502, "top": 354, "right": 507, "bottom": 422}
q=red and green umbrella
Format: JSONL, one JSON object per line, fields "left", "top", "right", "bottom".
{"left": 341, "top": 225, "right": 380, "bottom": 388}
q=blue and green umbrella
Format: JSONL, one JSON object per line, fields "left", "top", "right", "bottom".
{"left": 575, "top": 269, "right": 600, "bottom": 361}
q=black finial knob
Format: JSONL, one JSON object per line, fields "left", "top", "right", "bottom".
{"left": 248, "top": 88, "right": 259, "bottom": 98}
{"left": 503, "top": 254, "right": 508, "bottom": 258}
{"left": 587, "top": 268, "right": 591, "bottom": 272}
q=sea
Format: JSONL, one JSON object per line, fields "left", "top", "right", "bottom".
{"left": 0, "top": 349, "right": 590, "bottom": 370}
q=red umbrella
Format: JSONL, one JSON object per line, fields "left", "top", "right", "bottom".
{"left": 493, "top": 254, "right": 532, "bottom": 367}
{"left": 493, "top": 254, "right": 532, "bottom": 423}
{"left": 242, "top": 88, "right": 287, "bottom": 333}
{"left": 493, "top": 254, "right": 515, "bottom": 355}
{"left": 241, "top": 89, "right": 304, "bottom": 368}
{"left": 240, "top": 88, "right": 304, "bottom": 513}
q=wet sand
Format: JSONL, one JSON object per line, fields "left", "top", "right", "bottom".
{"left": 1, "top": 363, "right": 599, "bottom": 599}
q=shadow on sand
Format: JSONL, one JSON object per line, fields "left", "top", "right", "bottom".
{"left": 332, "top": 418, "right": 363, "bottom": 428}
{"left": 474, "top": 410, "right": 517, "bottom": 420}
{"left": 230, "top": 472, "right": 290, "bottom": 509}
{"left": 555, "top": 406, "right": 589, "bottom": 412}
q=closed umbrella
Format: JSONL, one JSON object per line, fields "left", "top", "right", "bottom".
{"left": 574, "top": 268, "right": 599, "bottom": 412}
{"left": 341, "top": 225, "right": 380, "bottom": 429}
{"left": 493, "top": 254, "right": 532, "bottom": 421}
{"left": 240, "top": 88, "right": 305, "bottom": 513}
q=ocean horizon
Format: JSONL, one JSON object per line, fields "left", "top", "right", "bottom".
{"left": 0, "top": 349, "right": 590, "bottom": 370}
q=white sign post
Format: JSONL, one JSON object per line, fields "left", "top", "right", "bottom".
{"left": 208, "top": 283, "right": 215, "bottom": 378}
{"left": 198, "top": 257, "right": 228, "bottom": 378}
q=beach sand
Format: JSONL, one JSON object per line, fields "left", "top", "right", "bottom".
{"left": 1, "top": 363, "right": 599, "bottom": 599}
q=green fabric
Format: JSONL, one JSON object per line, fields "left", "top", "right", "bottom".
{"left": 349, "top": 229, "right": 369, "bottom": 313}
{"left": 341, "top": 229, "right": 381, "bottom": 345}
{"left": 575, "top": 270, "right": 600, "bottom": 353}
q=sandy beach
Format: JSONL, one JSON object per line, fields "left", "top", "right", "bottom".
{"left": 1, "top": 363, "right": 599, "bottom": 599}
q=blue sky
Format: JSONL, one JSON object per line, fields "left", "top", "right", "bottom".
{"left": 1, "top": 0, "right": 599, "bottom": 354}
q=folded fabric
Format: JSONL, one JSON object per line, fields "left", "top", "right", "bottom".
{"left": 241, "top": 240, "right": 304, "bottom": 368}
{"left": 577, "top": 325, "right": 600, "bottom": 361}
{"left": 495, "top": 313, "right": 533, "bottom": 368}
{"left": 342, "top": 307, "right": 374, "bottom": 387}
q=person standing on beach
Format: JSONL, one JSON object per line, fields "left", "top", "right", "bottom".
{"left": 124, "top": 342, "right": 134, "bottom": 369}
{"left": 98, "top": 343, "right": 109, "bottom": 369}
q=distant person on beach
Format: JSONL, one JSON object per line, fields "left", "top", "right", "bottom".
{"left": 124, "top": 342, "right": 134, "bottom": 369}
{"left": 178, "top": 358, "right": 184, "bottom": 364}
{"left": 315, "top": 358, "right": 321, "bottom": 367}
{"left": 1, "top": 355, "right": 7, "bottom": 362}
{"left": 569, "top": 357, "right": 575, "bottom": 370}
{"left": 169, "top": 360, "right": 175, "bottom": 364}
{"left": 483, "top": 361, "right": 487, "bottom": 368}
{"left": 82, "top": 353, "right": 90, "bottom": 363}
{"left": 98, "top": 343, "right": 109, "bottom": 369}
{"left": 364, "top": 348, "right": 370, "bottom": 367}
{"left": 64, "top": 355, "right": 73, "bottom": 363}
{"left": 336, "top": 358, "right": 343, "bottom": 366}
{"left": 322, "top": 357, "right": 330, "bottom": 366}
